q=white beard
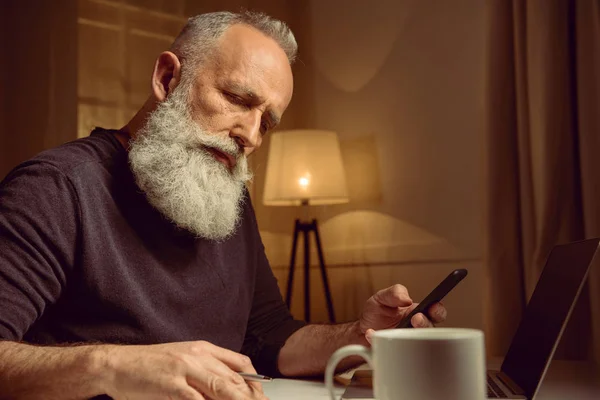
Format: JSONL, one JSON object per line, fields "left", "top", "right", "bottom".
{"left": 128, "top": 86, "right": 253, "bottom": 240}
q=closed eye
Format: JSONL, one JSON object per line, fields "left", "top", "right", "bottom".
{"left": 222, "top": 89, "right": 277, "bottom": 135}
{"left": 260, "top": 120, "right": 269, "bottom": 135}
{"left": 223, "top": 92, "right": 249, "bottom": 108}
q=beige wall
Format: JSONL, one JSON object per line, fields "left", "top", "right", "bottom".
{"left": 0, "top": 0, "right": 78, "bottom": 179}
{"left": 254, "top": 0, "right": 487, "bottom": 328}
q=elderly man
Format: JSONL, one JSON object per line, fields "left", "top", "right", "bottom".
{"left": 0, "top": 11, "right": 446, "bottom": 400}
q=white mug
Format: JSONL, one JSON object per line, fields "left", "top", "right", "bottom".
{"left": 325, "top": 328, "right": 486, "bottom": 400}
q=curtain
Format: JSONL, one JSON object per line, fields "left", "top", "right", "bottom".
{"left": 485, "top": 0, "right": 600, "bottom": 362}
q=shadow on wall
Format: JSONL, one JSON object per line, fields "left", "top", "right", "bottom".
{"left": 309, "top": 0, "right": 417, "bottom": 93}
{"left": 262, "top": 209, "right": 467, "bottom": 270}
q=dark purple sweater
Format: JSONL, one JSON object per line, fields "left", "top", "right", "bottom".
{"left": 0, "top": 128, "right": 304, "bottom": 378}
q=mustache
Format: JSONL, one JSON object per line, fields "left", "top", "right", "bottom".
{"left": 184, "top": 134, "right": 246, "bottom": 164}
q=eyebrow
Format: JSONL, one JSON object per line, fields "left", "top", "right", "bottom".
{"left": 227, "top": 83, "right": 281, "bottom": 128}
{"left": 265, "top": 109, "right": 281, "bottom": 128}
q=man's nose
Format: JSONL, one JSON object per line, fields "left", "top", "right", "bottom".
{"left": 230, "top": 111, "right": 262, "bottom": 154}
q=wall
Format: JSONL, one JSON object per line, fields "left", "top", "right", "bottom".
{"left": 254, "top": 0, "right": 487, "bottom": 329}
{"left": 0, "top": 0, "right": 78, "bottom": 179}
{"left": 77, "top": 0, "right": 187, "bottom": 137}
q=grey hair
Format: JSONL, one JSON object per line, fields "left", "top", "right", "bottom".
{"left": 170, "top": 10, "right": 297, "bottom": 74}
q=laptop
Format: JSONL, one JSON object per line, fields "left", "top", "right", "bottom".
{"left": 342, "top": 238, "right": 600, "bottom": 400}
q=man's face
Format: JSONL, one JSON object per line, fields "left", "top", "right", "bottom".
{"left": 128, "top": 25, "right": 293, "bottom": 240}
{"left": 186, "top": 24, "right": 294, "bottom": 166}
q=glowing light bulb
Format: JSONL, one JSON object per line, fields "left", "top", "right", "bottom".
{"left": 298, "top": 177, "right": 310, "bottom": 188}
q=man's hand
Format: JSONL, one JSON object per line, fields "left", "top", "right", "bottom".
{"left": 103, "top": 341, "right": 267, "bottom": 400}
{"left": 359, "top": 284, "right": 447, "bottom": 343}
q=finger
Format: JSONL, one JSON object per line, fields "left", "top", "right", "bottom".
{"left": 202, "top": 384, "right": 267, "bottom": 400}
{"left": 248, "top": 385, "right": 269, "bottom": 400}
{"left": 176, "top": 385, "right": 207, "bottom": 400}
{"left": 365, "top": 328, "right": 376, "bottom": 344}
{"left": 242, "top": 379, "right": 263, "bottom": 395}
{"left": 187, "top": 368, "right": 249, "bottom": 400}
{"left": 207, "top": 357, "right": 248, "bottom": 385}
{"left": 206, "top": 357, "right": 265, "bottom": 396}
{"left": 375, "top": 304, "right": 409, "bottom": 320}
{"left": 428, "top": 302, "right": 447, "bottom": 323}
{"left": 210, "top": 355, "right": 263, "bottom": 394}
{"left": 219, "top": 357, "right": 262, "bottom": 394}
{"left": 401, "top": 302, "right": 419, "bottom": 318}
{"left": 411, "top": 313, "right": 434, "bottom": 328}
{"left": 195, "top": 342, "right": 263, "bottom": 393}
{"left": 373, "top": 284, "right": 413, "bottom": 308}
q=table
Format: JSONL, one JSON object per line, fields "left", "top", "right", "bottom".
{"left": 262, "top": 379, "right": 345, "bottom": 400}
{"left": 263, "top": 360, "right": 600, "bottom": 400}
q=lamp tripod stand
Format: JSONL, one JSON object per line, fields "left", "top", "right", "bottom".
{"left": 262, "top": 130, "right": 348, "bottom": 323}
{"left": 284, "top": 217, "right": 336, "bottom": 323}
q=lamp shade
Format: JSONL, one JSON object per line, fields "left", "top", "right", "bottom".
{"left": 263, "top": 130, "right": 349, "bottom": 206}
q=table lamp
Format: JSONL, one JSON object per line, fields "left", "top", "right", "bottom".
{"left": 263, "top": 129, "right": 349, "bottom": 322}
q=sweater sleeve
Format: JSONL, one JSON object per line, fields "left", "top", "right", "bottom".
{"left": 241, "top": 243, "right": 306, "bottom": 377}
{"left": 0, "top": 162, "right": 79, "bottom": 340}
{"left": 240, "top": 198, "right": 306, "bottom": 377}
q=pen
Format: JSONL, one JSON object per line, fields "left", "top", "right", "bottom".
{"left": 238, "top": 372, "right": 273, "bottom": 382}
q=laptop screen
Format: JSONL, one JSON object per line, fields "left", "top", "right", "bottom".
{"left": 501, "top": 238, "right": 599, "bottom": 397}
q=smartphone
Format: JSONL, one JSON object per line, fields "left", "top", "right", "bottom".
{"left": 396, "top": 268, "right": 468, "bottom": 328}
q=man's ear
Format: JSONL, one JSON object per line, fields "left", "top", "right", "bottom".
{"left": 151, "top": 51, "right": 182, "bottom": 102}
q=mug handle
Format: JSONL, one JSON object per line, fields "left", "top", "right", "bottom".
{"left": 325, "top": 345, "right": 374, "bottom": 400}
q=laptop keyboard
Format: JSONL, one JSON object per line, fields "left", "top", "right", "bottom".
{"left": 487, "top": 374, "right": 508, "bottom": 398}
